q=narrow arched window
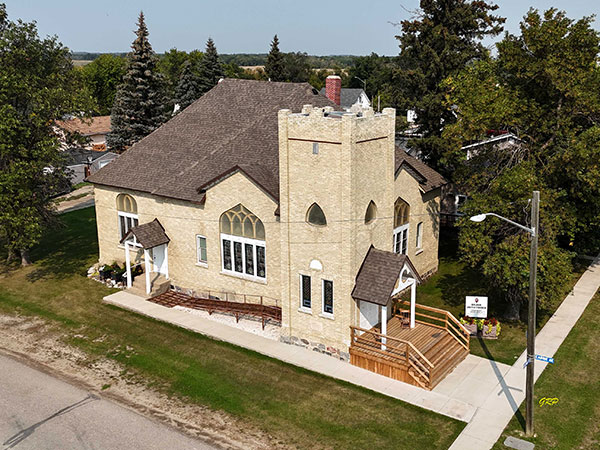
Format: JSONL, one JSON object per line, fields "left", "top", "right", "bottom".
{"left": 116, "top": 194, "right": 139, "bottom": 244}
{"left": 219, "top": 204, "right": 266, "bottom": 279}
{"left": 393, "top": 198, "right": 410, "bottom": 255}
{"left": 364, "top": 201, "right": 377, "bottom": 224}
{"left": 306, "top": 203, "right": 327, "bottom": 226}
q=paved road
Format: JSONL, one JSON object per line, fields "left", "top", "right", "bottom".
{"left": 0, "top": 354, "right": 215, "bottom": 450}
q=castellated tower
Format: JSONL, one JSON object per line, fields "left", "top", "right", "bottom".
{"left": 278, "top": 105, "right": 396, "bottom": 353}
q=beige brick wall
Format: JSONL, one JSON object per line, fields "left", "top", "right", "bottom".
{"left": 94, "top": 170, "right": 281, "bottom": 304}
{"left": 93, "top": 106, "right": 441, "bottom": 353}
{"left": 278, "top": 107, "right": 397, "bottom": 350}
{"left": 394, "top": 171, "right": 441, "bottom": 277}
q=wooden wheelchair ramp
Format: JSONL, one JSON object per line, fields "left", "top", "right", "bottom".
{"left": 350, "top": 303, "right": 470, "bottom": 390}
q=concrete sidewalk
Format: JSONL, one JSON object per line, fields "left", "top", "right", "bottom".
{"left": 103, "top": 254, "right": 599, "bottom": 448}
{"left": 104, "top": 291, "right": 478, "bottom": 423}
{"left": 449, "top": 255, "right": 600, "bottom": 449}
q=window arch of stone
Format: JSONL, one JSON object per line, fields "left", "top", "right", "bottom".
{"left": 116, "top": 193, "right": 137, "bottom": 214}
{"left": 394, "top": 198, "right": 410, "bottom": 228}
{"left": 306, "top": 203, "right": 327, "bottom": 226}
{"left": 219, "top": 204, "right": 265, "bottom": 240}
{"left": 364, "top": 200, "right": 377, "bottom": 224}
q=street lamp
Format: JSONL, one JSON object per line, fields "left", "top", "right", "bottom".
{"left": 353, "top": 76, "right": 367, "bottom": 93}
{"left": 469, "top": 191, "right": 540, "bottom": 437}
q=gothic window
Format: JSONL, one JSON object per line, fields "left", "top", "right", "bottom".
{"left": 219, "top": 204, "right": 266, "bottom": 280}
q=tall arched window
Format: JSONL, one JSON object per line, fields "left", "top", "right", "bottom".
{"left": 220, "top": 204, "right": 266, "bottom": 279}
{"left": 364, "top": 201, "right": 377, "bottom": 224}
{"left": 393, "top": 198, "right": 410, "bottom": 254}
{"left": 306, "top": 203, "right": 327, "bottom": 226}
{"left": 116, "top": 194, "right": 139, "bottom": 244}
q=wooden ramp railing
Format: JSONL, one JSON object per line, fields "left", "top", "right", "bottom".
{"left": 150, "top": 290, "right": 281, "bottom": 329}
{"left": 395, "top": 300, "right": 471, "bottom": 352}
{"left": 350, "top": 302, "right": 471, "bottom": 389}
{"left": 350, "top": 326, "right": 434, "bottom": 388}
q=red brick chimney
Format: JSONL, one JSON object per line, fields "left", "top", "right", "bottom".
{"left": 325, "top": 75, "right": 341, "bottom": 105}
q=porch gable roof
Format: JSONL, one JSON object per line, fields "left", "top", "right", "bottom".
{"left": 121, "top": 218, "right": 169, "bottom": 249}
{"left": 352, "top": 246, "right": 421, "bottom": 306}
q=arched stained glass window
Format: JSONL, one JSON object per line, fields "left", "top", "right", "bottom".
{"left": 219, "top": 204, "right": 266, "bottom": 280}
{"left": 116, "top": 194, "right": 139, "bottom": 244}
{"left": 365, "top": 201, "right": 377, "bottom": 224}
{"left": 116, "top": 194, "right": 137, "bottom": 213}
{"left": 306, "top": 203, "right": 327, "bottom": 226}
{"left": 394, "top": 198, "right": 410, "bottom": 228}
{"left": 219, "top": 204, "right": 265, "bottom": 240}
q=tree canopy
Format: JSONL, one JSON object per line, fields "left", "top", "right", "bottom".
{"left": 0, "top": 3, "right": 92, "bottom": 264}
{"left": 446, "top": 8, "right": 600, "bottom": 317}
{"left": 198, "top": 38, "right": 224, "bottom": 94}
{"left": 81, "top": 53, "right": 126, "bottom": 115}
{"left": 393, "top": 0, "right": 505, "bottom": 172}
{"left": 265, "top": 35, "right": 285, "bottom": 82}
{"left": 107, "top": 12, "right": 169, "bottom": 152}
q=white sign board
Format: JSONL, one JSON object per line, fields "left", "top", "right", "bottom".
{"left": 465, "top": 296, "right": 488, "bottom": 318}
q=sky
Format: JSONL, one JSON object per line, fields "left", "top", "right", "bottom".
{"left": 5, "top": 1, "right": 600, "bottom": 55}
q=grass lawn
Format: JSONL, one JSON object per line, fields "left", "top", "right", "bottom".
{"left": 0, "top": 207, "right": 465, "bottom": 450}
{"left": 414, "top": 230, "right": 586, "bottom": 365}
{"left": 492, "top": 292, "right": 600, "bottom": 449}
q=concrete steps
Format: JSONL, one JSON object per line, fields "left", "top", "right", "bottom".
{"left": 127, "top": 273, "right": 170, "bottom": 299}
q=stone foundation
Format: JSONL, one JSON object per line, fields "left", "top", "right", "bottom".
{"left": 279, "top": 335, "right": 349, "bottom": 362}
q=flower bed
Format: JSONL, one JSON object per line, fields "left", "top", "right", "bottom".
{"left": 460, "top": 316, "right": 502, "bottom": 339}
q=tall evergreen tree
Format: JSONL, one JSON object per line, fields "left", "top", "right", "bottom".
{"left": 393, "top": 0, "right": 505, "bottom": 172}
{"left": 174, "top": 60, "right": 201, "bottom": 112}
{"left": 107, "top": 12, "right": 168, "bottom": 152}
{"left": 198, "top": 38, "right": 224, "bottom": 94}
{"left": 265, "top": 34, "right": 285, "bottom": 81}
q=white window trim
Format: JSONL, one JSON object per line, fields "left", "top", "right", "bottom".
{"left": 196, "top": 235, "right": 208, "bottom": 265}
{"left": 220, "top": 232, "right": 266, "bottom": 282}
{"left": 299, "top": 273, "right": 312, "bottom": 312}
{"left": 393, "top": 224, "right": 409, "bottom": 255}
{"left": 118, "top": 211, "right": 141, "bottom": 247}
{"left": 416, "top": 222, "right": 423, "bottom": 250}
{"left": 321, "top": 279, "right": 334, "bottom": 318}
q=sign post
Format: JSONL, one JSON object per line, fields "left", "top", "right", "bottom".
{"left": 465, "top": 296, "right": 488, "bottom": 319}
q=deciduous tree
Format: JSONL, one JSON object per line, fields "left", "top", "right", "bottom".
{"left": 81, "top": 54, "right": 126, "bottom": 115}
{"left": 446, "top": 8, "right": 600, "bottom": 318}
{"left": 0, "top": 3, "right": 92, "bottom": 265}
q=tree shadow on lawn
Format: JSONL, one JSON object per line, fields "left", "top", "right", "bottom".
{"left": 26, "top": 208, "right": 99, "bottom": 282}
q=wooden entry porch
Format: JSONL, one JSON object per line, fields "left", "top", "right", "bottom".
{"left": 350, "top": 301, "right": 470, "bottom": 390}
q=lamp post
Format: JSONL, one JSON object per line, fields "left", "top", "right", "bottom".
{"left": 353, "top": 76, "right": 367, "bottom": 93}
{"left": 470, "top": 190, "right": 539, "bottom": 436}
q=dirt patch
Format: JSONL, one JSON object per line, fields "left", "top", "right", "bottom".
{"left": 0, "top": 313, "right": 283, "bottom": 450}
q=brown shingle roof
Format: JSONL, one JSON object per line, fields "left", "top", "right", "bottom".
{"left": 57, "top": 116, "right": 111, "bottom": 136}
{"left": 88, "top": 79, "right": 336, "bottom": 203}
{"left": 352, "top": 246, "right": 421, "bottom": 306}
{"left": 395, "top": 149, "right": 447, "bottom": 193}
{"left": 121, "top": 219, "right": 169, "bottom": 249}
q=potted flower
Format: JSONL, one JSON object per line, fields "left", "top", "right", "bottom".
{"left": 99, "top": 264, "right": 113, "bottom": 281}
{"left": 459, "top": 316, "right": 478, "bottom": 336}
{"left": 482, "top": 318, "right": 501, "bottom": 339}
{"left": 110, "top": 263, "right": 125, "bottom": 283}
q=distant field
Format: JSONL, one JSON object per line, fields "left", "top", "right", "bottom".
{"left": 73, "top": 59, "right": 92, "bottom": 67}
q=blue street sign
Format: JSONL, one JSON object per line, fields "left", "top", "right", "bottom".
{"left": 523, "top": 359, "right": 531, "bottom": 369}
{"left": 536, "top": 354, "right": 555, "bottom": 364}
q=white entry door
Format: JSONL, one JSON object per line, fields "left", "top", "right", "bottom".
{"left": 359, "top": 301, "right": 379, "bottom": 330}
{"left": 152, "top": 244, "right": 168, "bottom": 276}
